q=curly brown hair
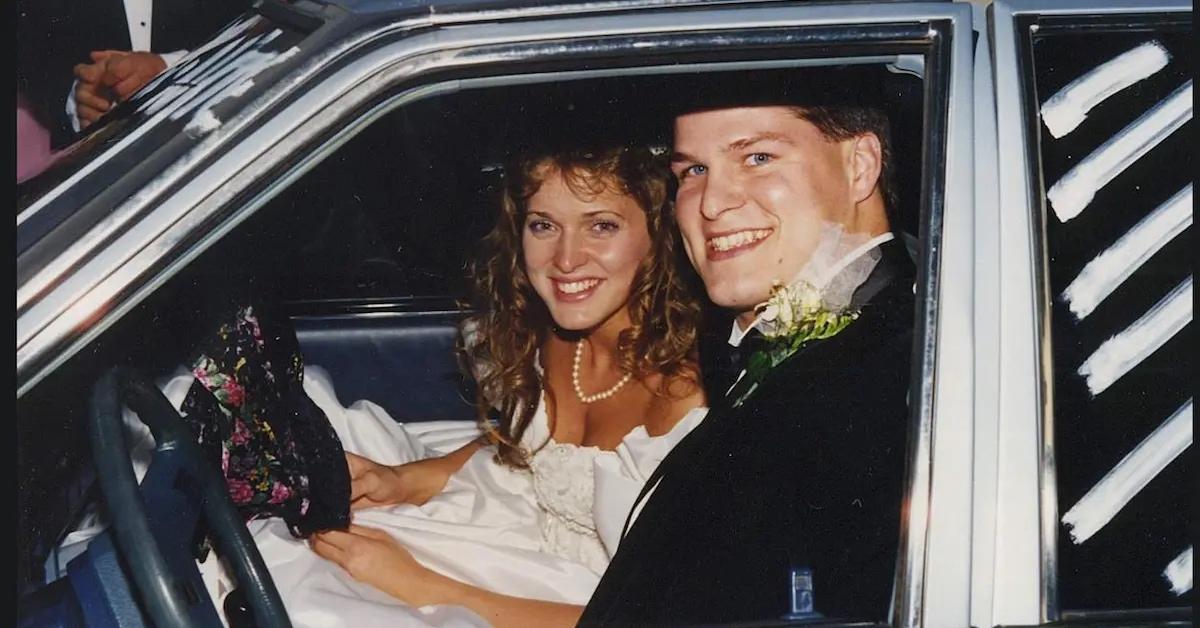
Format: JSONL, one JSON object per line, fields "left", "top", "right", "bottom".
{"left": 463, "top": 144, "right": 701, "bottom": 468}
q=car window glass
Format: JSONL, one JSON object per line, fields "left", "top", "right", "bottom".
{"left": 242, "top": 68, "right": 926, "bottom": 305}
{"left": 1029, "top": 18, "right": 1193, "bottom": 614}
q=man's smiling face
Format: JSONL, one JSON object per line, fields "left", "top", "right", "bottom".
{"left": 670, "top": 106, "right": 865, "bottom": 320}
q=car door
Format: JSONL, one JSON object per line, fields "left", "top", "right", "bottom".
{"left": 18, "top": 1, "right": 979, "bottom": 625}
{"left": 984, "top": 0, "right": 1193, "bottom": 625}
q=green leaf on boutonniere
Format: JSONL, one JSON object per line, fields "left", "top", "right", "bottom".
{"left": 726, "top": 280, "right": 862, "bottom": 408}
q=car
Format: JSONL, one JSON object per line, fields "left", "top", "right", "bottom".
{"left": 16, "top": 0, "right": 1193, "bottom": 626}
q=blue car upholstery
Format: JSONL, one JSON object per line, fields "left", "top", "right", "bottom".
{"left": 292, "top": 311, "right": 477, "bottom": 423}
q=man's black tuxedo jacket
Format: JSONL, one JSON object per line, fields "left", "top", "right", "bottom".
{"left": 18, "top": 0, "right": 247, "bottom": 148}
{"left": 581, "top": 240, "right": 916, "bottom": 625}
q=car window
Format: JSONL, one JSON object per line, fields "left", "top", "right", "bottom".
{"left": 248, "top": 93, "right": 510, "bottom": 303}
{"left": 18, "top": 6, "right": 968, "bottom": 623}
{"left": 19, "top": 62, "right": 930, "bottom": 607}
{"left": 1022, "top": 13, "right": 1193, "bottom": 616}
{"left": 237, "top": 67, "right": 931, "bottom": 305}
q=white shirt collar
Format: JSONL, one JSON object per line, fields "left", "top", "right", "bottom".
{"left": 728, "top": 231, "right": 895, "bottom": 347}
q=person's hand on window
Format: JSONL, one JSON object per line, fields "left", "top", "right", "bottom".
{"left": 345, "top": 452, "right": 454, "bottom": 509}
{"left": 101, "top": 51, "right": 168, "bottom": 102}
{"left": 72, "top": 51, "right": 120, "bottom": 128}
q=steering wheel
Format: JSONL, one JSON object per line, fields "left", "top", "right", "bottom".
{"left": 88, "top": 367, "right": 291, "bottom": 628}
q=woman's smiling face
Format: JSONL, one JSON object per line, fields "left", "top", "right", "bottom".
{"left": 522, "top": 165, "right": 652, "bottom": 334}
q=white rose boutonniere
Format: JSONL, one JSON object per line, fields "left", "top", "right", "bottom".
{"left": 728, "top": 279, "right": 861, "bottom": 408}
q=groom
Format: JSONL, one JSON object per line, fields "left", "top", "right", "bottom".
{"left": 580, "top": 76, "right": 915, "bottom": 625}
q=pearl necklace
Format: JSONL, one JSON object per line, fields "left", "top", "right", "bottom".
{"left": 572, "top": 340, "right": 633, "bottom": 404}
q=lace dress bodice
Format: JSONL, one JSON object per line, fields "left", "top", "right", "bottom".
{"left": 528, "top": 442, "right": 612, "bottom": 574}
{"left": 513, "top": 357, "right": 707, "bottom": 576}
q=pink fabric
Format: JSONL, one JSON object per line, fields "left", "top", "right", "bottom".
{"left": 17, "top": 92, "right": 60, "bottom": 183}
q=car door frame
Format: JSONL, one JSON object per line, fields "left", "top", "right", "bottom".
{"left": 16, "top": 2, "right": 978, "bottom": 625}
{"left": 986, "top": 1, "right": 1193, "bottom": 625}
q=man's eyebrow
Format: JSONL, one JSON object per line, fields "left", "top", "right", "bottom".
{"left": 669, "top": 132, "right": 795, "bottom": 163}
{"left": 669, "top": 150, "right": 698, "bottom": 164}
{"left": 727, "top": 132, "right": 795, "bottom": 151}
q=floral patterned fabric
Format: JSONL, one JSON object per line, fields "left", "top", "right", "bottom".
{"left": 180, "top": 302, "right": 350, "bottom": 537}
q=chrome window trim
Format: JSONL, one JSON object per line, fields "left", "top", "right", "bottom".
{"left": 10, "top": 0, "right": 937, "bottom": 241}
{"left": 17, "top": 3, "right": 972, "bottom": 625}
{"left": 913, "top": 6, "right": 976, "bottom": 628}
{"left": 989, "top": 1, "right": 1192, "bottom": 625}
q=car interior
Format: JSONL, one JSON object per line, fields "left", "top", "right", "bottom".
{"left": 17, "top": 61, "right": 931, "bottom": 626}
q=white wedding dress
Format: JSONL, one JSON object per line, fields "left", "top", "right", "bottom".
{"left": 252, "top": 366, "right": 706, "bottom": 627}
{"left": 48, "top": 365, "right": 705, "bottom": 627}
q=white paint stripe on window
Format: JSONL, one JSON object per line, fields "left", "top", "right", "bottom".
{"left": 1041, "top": 41, "right": 1170, "bottom": 139}
{"left": 1164, "top": 546, "right": 1193, "bottom": 595}
{"left": 1078, "top": 276, "right": 1192, "bottom": 396}
{"left": 1062, "top": 400, "right": 1192, "bottom": 545}
{"left": 1047, "top": 80, "right": 1192, "bottom": 222}
{"left": 1062, "top": 184, "right": 1192, "bottom": 320}
{"left": 185, "top": 110, "right": 222, "bottom": 137}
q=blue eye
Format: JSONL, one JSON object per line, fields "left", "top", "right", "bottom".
{"left": 679, "top": 164, "right": 706, "bottom": 179}
{"left": 746, "top": 153, "right": 771, "bottom": 166}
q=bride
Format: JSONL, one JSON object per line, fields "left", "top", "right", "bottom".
{"left": 296, "top": 142, "right": 707, "bottom": 626}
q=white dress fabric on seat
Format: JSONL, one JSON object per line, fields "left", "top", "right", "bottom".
{"left": 49, "top": 364, "right": 705, "bottom": 627}
{"left": 246, "top": 365, "right": 706, "bottom": 627}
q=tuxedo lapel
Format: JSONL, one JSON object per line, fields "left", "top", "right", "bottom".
{"left": 582, "top": 237, "right": 916, "bottom": 625}
{"left": 619, "top": 387, "right": 728, "bottom": 538}
{"left": 698, "top": 310, "right": 739, "bottom": 399}
{"left": 621, "top": 239, "right": 911, "bottom": 540}
{"left": 594, "top": 399, "right": 734, "bottom": 621}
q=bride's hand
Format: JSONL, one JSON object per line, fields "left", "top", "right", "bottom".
{"left": 346, "top": 452, "right": 453, "bottom": 509}
{"left": 311, "top": 524, "right": 438, "bottom": 606}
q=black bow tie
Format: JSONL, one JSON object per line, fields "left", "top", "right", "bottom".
{"left": 724, "top": 329, "right": 768, "bottom": 389}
